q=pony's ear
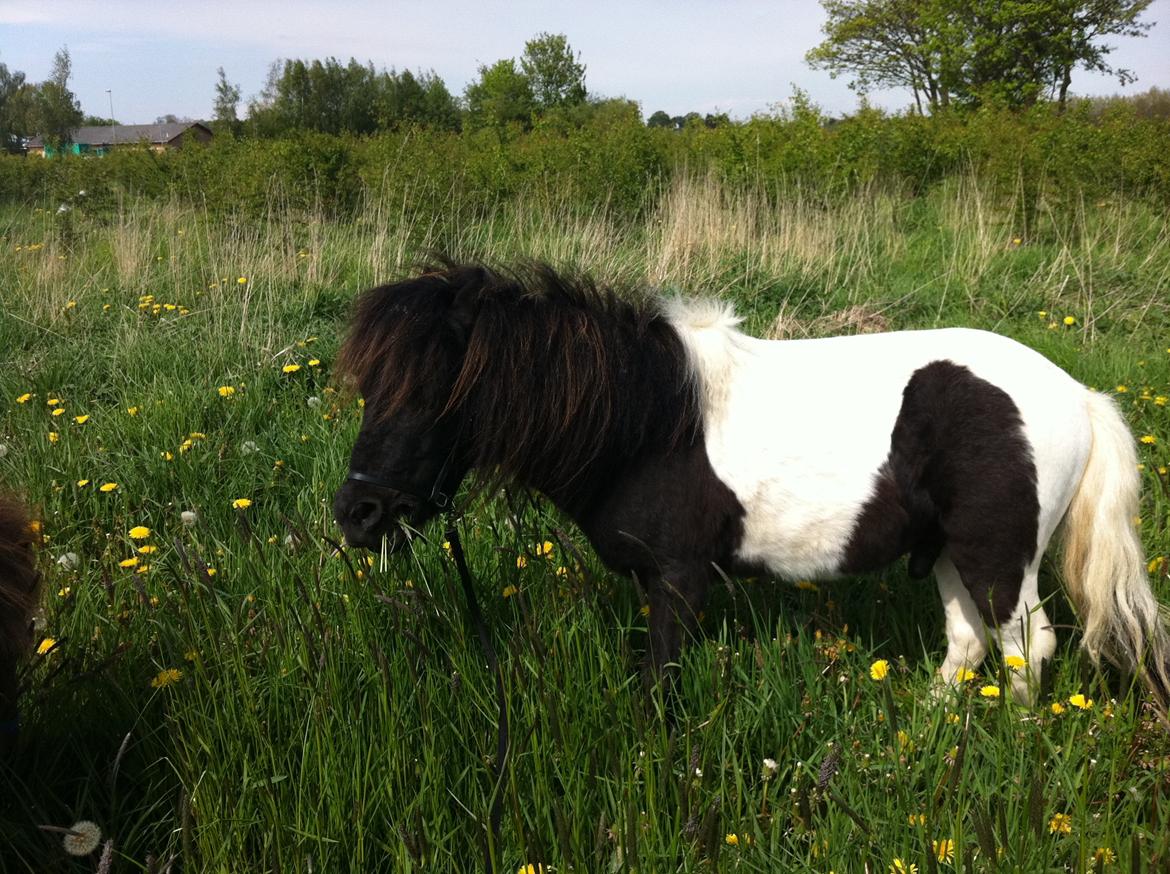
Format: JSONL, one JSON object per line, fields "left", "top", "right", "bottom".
{"left": 443, "top": 266, "right": 489, "bottom": 345}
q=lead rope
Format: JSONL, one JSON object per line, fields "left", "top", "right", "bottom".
{"left": 444, "top": 519, "right": 509, "bottom": 873}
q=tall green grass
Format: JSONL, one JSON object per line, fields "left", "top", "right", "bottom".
{"left": 1, "top": 177, "right": 1169, "bottom": 872}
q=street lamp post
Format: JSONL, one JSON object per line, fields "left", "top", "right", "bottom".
{"left": 106, "top": 90, "right": 115, "bottom": 151}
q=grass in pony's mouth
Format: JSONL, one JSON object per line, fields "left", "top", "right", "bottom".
{"left": 1, "top": 179, "right": 1168, "bottom": 871}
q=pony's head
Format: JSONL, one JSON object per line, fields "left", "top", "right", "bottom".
{"left": 332, "top": 265, "right": 485, "bottom": 550}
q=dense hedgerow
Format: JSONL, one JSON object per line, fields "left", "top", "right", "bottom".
{"left": 1, "top": 101, "right": 1167, "bottom": 222}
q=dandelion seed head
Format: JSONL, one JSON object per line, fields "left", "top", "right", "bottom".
{"left": 62, "top": 820, "right": 101, "bottom": 856}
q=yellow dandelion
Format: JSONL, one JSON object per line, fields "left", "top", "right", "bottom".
{"left": 954, "top": 666, "right": 977, "bottom": 682}
{"left": 161, "top": 451, "right": 173, "bottom": 461}
{"left": 1069, "top": 693, "right": 1093, "bottom": 710}
{"left": 724, "top": 833, "right": 739, "bottom": 846}
{"left": 119, "top": 557, "right": 139, "bottom": 568}
{"left": 99, "top": 482, "right": 117, "bottom": 492}
{"left": 76, "top": 479, "right": 89, "bottom": 487}
{"left": 1116, "top": 385, "right": 1128, "bottom": 393}
{"left": 1155, "top": 396, "right": 1167, "bottom": 406}
{"left": 980, "top": 685, "right": 1001, "bottom": 698}
{"left": 536, "top": 540, "right": 554, "bottom": 557}
{"left": 794, "top": 579, "right": 819, "bottom": 592}
{"left": 150, "top": 668, "right": 183, "bottom": 689}
{"left": 1139, "top": 435, "right": 1156, "bottom": 445}
{"left": 232, "top": 498, "right": 252, "bottom": 510}
{"left": 137, "top": 545, "right": 157, "bottom": 554}
{"left": 128, "top": 526, "right": 151, "bottom": 540}
{"left": 16, "top": 392, "right": 32, "bottom": 404}
{"left": 73, "top": 414, "right": 89, "bottom": 424}
{"left": 282, "top": 364, "right": 301, "bottom": 374}
{"left": 516, "top": 555, "right": 528, "bottom": 569}
{"left": 237, "top": 276, "right": 248, "bottom": 285}
{"left": 1062, "top": 316, "right": 1076, "bottom": 326}
{"left": 1050, "top": 701, "right": 1066, "bottom": 715}
{"left": 36, "top": 637, "right": 57, "bottom": 655}
{"left": 51, "top": 407, "right": 65, "bottom": 416}
{"left": 1093, "top": 847, "right": 1116, "bottom": 865}
{"left": 308, "top": 358, "right": 321, "bottom": 367}
{"left": 517, "top": 866, "right": 547, "bottom": 874}
{"left": 1004, "top": 655, "right": 1026, "bottom": 672}
{"left": 908, "top": 813, "right": 926, "bottom": 826}
{"left": 869, "top": 659, "right": 890, "bottom": 681}
{"left": 639, "top": 604, "right": 651, "bottom": 617}
{"left": 217, "top": 385, "right": 236, "bottom": 398}
{"left": 127, "top": 406, "right": 139, "bottom": 416}
{"left": 890, "top": 860, "right": 918, "bottom": 874}
{"left": 1048, "top": 812, "right": 1072, "bottom": 834}
{"left": 933, "top": 839, "right": 954, "bottom": 863}
{"left": 502, "top": 585, "right": 518, "bottom": 598}
{"left": 48, "top": 431, "right": 59, "bottom": 444}
{"left": 47, "top": 397, "right": 60, "bottom": 406}
{"left": 184, "top": 649, "right": 199, "bottom": 662}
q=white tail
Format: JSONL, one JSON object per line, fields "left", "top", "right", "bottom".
{"left": 1062, "top": 391, "right": 1170, "bottom": 705}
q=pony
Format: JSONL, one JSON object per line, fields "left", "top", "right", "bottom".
{"left": 0, "top": 491, "right": 40, "bottom": 755}
{"left": 332, "top": 262, "right": 1170, "bottom": 706}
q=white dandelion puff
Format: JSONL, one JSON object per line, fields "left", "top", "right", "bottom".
{"left": 63, "top": 820, "right": 102, "bottom": 856}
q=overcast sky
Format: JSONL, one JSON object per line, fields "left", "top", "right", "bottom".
{"left": 2, "top": 0, "right": 1168, "bottom": 123}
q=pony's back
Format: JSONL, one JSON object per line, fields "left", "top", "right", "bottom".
{"left": 0, "top": 492, "right": 39, "bottom": 749}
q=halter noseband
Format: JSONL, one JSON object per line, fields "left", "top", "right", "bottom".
{"left": 346, "top": 449, "right": 455, "bottom": 512}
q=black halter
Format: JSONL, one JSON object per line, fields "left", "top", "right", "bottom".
{"left": 345, "top": 448, "right": 455, "bottom": 511}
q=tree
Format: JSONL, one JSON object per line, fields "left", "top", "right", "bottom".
{"left": 646, "top": 110, "right": 673, "bottom": 128}
{"left": 464, "top": 59, "right": 535, "bottom": 130}
{"left": 213, "top": 67, "right": 242, "bottom": 130}
{"left": 806, "top": 0, "right": 1154, "bottom": 112}
{"left": 0, "top": 58, "right": 29, "bottom": 152}
{"left": 520, "top": 32, "right": 587, "bottom": 110}
{"left": 29, "top": 47, "right": 83, "bottom": 148}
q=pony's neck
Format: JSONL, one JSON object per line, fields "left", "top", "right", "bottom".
{"left": 457, "top": 300, "right": 699, "bottom": 513}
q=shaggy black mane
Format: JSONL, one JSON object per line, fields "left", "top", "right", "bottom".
{"left": 336, "top": 261, "right": 699, "bottom": 504}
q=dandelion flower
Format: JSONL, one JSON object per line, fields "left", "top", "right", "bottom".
{"left": 237, "top": 276, "right": 248, "bottom": 285}
{"left": 127, "top": 406, "right": 139, "bottom": 416}
{"left": 73, "top": 414, "right": 89, "bottom": 424}
{"left": 516, "top": 555, "right": 528, "bottom": 569}
{"left": 232, "top": 498, "right": 252, "bottom": 510}
{"left": 129, "top": 526, "right": 151, "bottom": 540}
{"left": 954, "top": 666, "right": 977, "bottom": 682}
{"left": 308, "top": 358, "right": 320, "bottom": 367}
{"left": 517, "top": 866, "right": 547, "bottom": 874}
{"left": 150, "top": 668, "right": 183, "bottom": 689}
{"left": 282, "top": 364, "right": 301, "bottom": 374}
{"left": 980, "top": 685, "right": 1001, "bottom": 698}
{"left": 502, "top": 585, "right": 518, "bottom": 598}
{"left": 48, "top": 432, "right": 59, "bottom": 444}
{"left": 47, "top": 398, "right": 60, "bottom": 406}
{"left": 1069, "top": 693, "right": 1093, "bottom": 710}
{"left": 16, "top": 392, "right": 33, "bottom": 404}
{"left": 62, "top": 820, "right": 102, "bottom": 856}
{"left": 724, "top": 834, "right": 739, "bottom": 846}
{"left": 1139, "top": 435, "right": 1156, "bottom": 445}
{"left": 218, "top": 385, "right": 236, "bottom": 398}
{"left": 119, "top": 557, "right": 139, "bottom": 568}
{"left": 907, "top": 813, "right": 926, "bottom": 826}
{"left": 137, "top": 545, "right": 157, "bottom": 554}
{"left": 1050, "top": 702, "right": 1066, "bottom": 715}
{"left": 77, "top": 479, "right": 89, "bottom": 487}
{"left": 51, "top": 407, "right": 65, "bottom": 417}
{"left": 536, "top": 540, "right": 554, "bottom": 557}
{"left": 1004, "top": 655, "right": 1026, "bottom": 672}
{"left": 890, "top": 860, "right": 918, "bottom": 874}
{"left": 99, "top": 482, "right": 118, "bottom": 492}
{"left": 1048, "top": 812, "right": 1072, "bottom": 834}
{"left": 869, "top": 659, "right": 890, "bottom": 681}
{"left": 1094, "top": 847, "right": 1116, "bottom": 865}
{"left": 1062, "top": 316, "right": 1076, "bottom": 326}
{"left": 36, "top": 637, "right": 57, "bottom": 655}
{"left": 933, "top": 839, "right": 955, "bottom": 863}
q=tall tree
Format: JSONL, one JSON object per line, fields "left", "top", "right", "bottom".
{"left": 0, "top": 58, "right": 29, "bottom": 153}
{"left": 464, "top": 59, "right": 535, "bottom": 130}
{"left": 30, "top": 47, "right": 83, "bottom": 148}
{"left": 806, "top": 0, "right": 1154, "bottom": 112}
{"left": 520, "top": 32, "right": 587, "bottom": 110}
{"left": 213, "top": 67, "right": 242, "bottom": 129}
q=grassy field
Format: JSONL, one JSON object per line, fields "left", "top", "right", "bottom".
{"left": 1, "top": 177, "right": 1169, "bottom": 872}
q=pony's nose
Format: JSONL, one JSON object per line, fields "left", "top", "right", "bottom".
{"left": 348, "top": 497, "right": 384, "bottom": 533}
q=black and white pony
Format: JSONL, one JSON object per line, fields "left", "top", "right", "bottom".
{"left": 333, "top": 262, "right": 1170, "bottom": 706}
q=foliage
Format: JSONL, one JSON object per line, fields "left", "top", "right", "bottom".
{"left": 807, "top": 0, "right": 1155, "bottom": 112}
{"left": 24, "top": 48, "right": 84, "bottom": 149}
{"left": 520, "top": 32, "right": 587, "bottom": 110}
{"left": 464, "top": 59, "right": 536, "bottom": 132}
{"left": 212, "top": 66, "right": 241, "bottom": 133}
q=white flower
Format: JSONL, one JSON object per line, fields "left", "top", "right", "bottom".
{"left": 55, "top": 552, "right": 79, "bottom": 570}
{"left": 57, "top": 203, "right": 70, "bottom": 214}
{"left": 306, "top": 396, "right": 322, "bottom": 409}
{"left": 240, "top": 440, "right": 259, "bottom": 455}
{"left": 180, "top": 510, "right": 198, "bottom": 527}
{"left": 762, "top": 757, "right": 779, "bottom": 778}
{"left": 63, "top": 820, "right": 102, "bottom": 856}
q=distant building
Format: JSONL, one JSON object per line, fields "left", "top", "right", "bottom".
{"left": 26, "top": 122, "right": 213, "bottom": 157}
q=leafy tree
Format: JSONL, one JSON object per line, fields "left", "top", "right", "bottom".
{"left": 213, "top": 67, "right": 242, "bottom": 131}
{"left": 81, "top": 115, "right": 118, "bottom": 126}
{"left": 520, "top": 32, "right": 587, "bottom": 110}
{"left": 807, "top": 0, "right": 1154, "bottom": 112}
{"left": 29, "top": 47, "right": 83, "bottom": 148}
{"left": 646, "top": 110, "right": 673, "bottom": 128}
{"left": 464, "top": 59, "right": 535, "bottom": 130}
{"left": 0, "top": 58, "right": 29, "bottom": 152}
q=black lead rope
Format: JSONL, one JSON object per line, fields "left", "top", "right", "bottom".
{"left": 444, "top": 519, "right": 509, "bottom": 873}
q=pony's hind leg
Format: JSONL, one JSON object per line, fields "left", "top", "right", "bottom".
{"left": 994, "top": 559, "right": 1056, "bottom": 703}
{"left": 935, "top": 554, "right": 990, "bottom": 683}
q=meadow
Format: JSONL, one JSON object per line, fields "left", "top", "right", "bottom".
{"left": 1, "top": 172, "right": 1169, "bottom": 872}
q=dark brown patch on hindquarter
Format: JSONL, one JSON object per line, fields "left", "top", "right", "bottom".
{"left": 840, "top": 360, "right": 1039, "bottom": 626}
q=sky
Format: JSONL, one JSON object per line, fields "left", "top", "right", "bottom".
{"left": 2, "top": 0, "right": 1169, "bottom": 124}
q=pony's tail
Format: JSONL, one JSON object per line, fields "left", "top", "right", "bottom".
{"left": 1061, "top": 391, "right": 1170, "bottom": 709}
